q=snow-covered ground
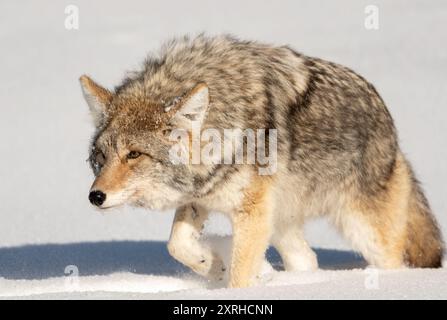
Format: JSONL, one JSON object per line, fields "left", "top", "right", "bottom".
{"left": 1, "top": 237, "right": 446, "bottom": 299}
{"left": 0, "top": 0, "right": 446, "bottom": 299}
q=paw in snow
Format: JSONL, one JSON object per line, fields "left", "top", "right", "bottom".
{"left": 203, "top": 235, "right": 274, "bottom": 286}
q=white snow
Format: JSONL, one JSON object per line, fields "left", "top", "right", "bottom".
{"left": 1, "top": 236, "right": 446, "bottom": 299}
{"left": 0, "top": 0, "right": 446, "bottom": 299}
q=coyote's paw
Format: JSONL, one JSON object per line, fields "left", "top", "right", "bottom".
{"left": 200, "top": 254, "right": 226, "bottom": 281}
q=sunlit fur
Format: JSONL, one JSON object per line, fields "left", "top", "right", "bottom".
{"left": 80, "top": 35, "right": 444, "bottom": 288}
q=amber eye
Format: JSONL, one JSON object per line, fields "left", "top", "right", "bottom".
{"left": 90, "top": 149, "right": 105, "bottom": 175}
{"left": 127, "top": 151, "right": 142, "bottom": 160}
{"left": 95, "top": 151, "right": 105, "bottom": 165}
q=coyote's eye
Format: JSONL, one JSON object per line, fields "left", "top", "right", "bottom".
{"left": 127, "top": 151, "right": 141, "bottom": 160}
{"left": 95, "top": 151, "right": 105, "bottom": 165}
{"left": 90, "top": 149, "right": 105, "bottom": 175}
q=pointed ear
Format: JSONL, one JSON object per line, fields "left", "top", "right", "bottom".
{"left": 168, "top": 83, "right": 209, "bottom": 130}
{"left": 79, "top": 75, "right": 113, "bottom": 127}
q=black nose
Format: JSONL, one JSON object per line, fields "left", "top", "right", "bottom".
{"left": 89, "top": 190, "right": 106, "bottom": 206}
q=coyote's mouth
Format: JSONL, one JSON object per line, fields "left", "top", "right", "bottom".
{"left": 131, "top": 195, "right": 176, "bottom": 211}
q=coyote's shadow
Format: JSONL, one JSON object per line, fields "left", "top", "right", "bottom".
{"left": 0, "top": 241, "right": 366, "bottom": 280}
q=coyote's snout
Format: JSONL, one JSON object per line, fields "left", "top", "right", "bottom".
{"left": 88, "top": 190, "right": 106, "bottom": 207}
{"left": 80, "top": 35, "right": 443, "bottom": 288}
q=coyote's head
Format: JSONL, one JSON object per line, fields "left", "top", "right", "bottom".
{"left": 80, "top": 75, "right": 209, "bottom": 210}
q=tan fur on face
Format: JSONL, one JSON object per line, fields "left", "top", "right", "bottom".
{"left": 109, "top": 96, "right": 168, "bottom": 132}
{"left": 91, "top": 160, "right": 131, "bottom": 194}
{"left": 108, "top": 83, "right": 209, "bottom": 135}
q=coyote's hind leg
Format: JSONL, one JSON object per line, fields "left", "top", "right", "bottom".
{"left": 272, "top": 222, "right": 318, "bottom": 272}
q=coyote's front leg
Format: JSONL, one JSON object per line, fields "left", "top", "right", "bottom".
{"left": 229, "top": 177, "right": 272, "bottom": 288}
{"left": 168, "top": 203, "right": 226, "bottom": 280}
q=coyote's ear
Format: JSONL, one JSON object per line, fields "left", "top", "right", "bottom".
{"left": 169, "top": 83, "right": 209, "bottom": 130}
{"left": 79, "top": 75, "right": 113, "bottom": 127}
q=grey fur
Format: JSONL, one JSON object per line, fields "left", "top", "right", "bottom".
{"left": 86, "top": 34, "right": 443, "bottom": 270}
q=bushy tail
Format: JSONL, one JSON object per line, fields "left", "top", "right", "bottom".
{"left": 404, "top": 174, "right": 444, "bottom": 268}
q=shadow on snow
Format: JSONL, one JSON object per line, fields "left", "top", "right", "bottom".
{"left": 0, "top": 241, "right": 366, "bottom": 280}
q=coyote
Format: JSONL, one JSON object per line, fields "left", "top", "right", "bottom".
{"left": 80, "top": 35, "right": 443, "bottom": 288}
